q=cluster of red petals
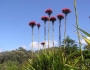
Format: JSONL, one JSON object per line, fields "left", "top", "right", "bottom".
{"left": 45, "top": 8, "right": 52, "bottom": 16}
{"left": 62, "top": 8, "right": 71, "bottom": 15}
{"left": 29, "top": 21, "right": 36, "bottom": 28}
{"left": 41, "top": 42, "right": 45, "bottom": 46}
{"left": 41, "top": 16, "right": 49, "bottom": 22}
{"left": 57, "top": 14, "right": 64, "bottom": 20}
{"left": 37, "top": 23, "right": 41, "bottom": 28}
{"left": 50, "top": 16, "right": 56, "bottom": 23}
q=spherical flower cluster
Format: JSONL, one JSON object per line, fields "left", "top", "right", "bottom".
{"left": 62, "top": 8, "right": 71, "bottom": 15}
{"left": 41, "top": 16, "right": 49, "bottom": 23}
{"left": 29, "top": 21, "right": 36, "bottom": 28}
{"left": 45, "top": 8, "right": 52, "bottom": 16}
{"left": 50, "top": 16, "right": 56, "bottom": 23}
{"left": 37, "top": 23, "right": 41, "bottom": 28}
{"left": 41, "top": 42, "right": 45, "bottom": 46}
{"left": 57, "top": 14, "right": 64, "bottom": 20}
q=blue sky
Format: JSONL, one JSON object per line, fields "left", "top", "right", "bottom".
{"left": 0, "top": 0, "right": 90, "bottom": 51}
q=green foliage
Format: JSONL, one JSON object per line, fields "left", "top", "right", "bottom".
{"left": 0, "top": 47, "right": 32, "bottom": 64}
{"left": 0, "top": 47, "right": 32, "bottom": 70}
{"left": 61, "top": 36, "right": 78, "bottom": 54}
{"left": 0, "top": 61, "right": 20, "bottom": 70}
{"left": 84, "top": 45, "right": 90, "bottom": 50}
{"left": 24, "top": 49, "right": 82, "bottom": 70}
{"left": 0, "top": 36, "right": 90, "bottom": 70}
{"left": 23, "top": 36, "right": 90, "bottom": 70}
{"left": 76, "top": 27, "right": 90, "bottom": 46}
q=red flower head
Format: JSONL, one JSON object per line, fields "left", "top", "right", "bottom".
{"left": 41, "top": 42, "right": 45, "bottom": 46}
{"left": 89, "top": 16, "right": 90, "bottom": 18}
{"left": 41, "top": 16, "right": 49, "bottom": 23}
{"left": 57, "top": 14, "right": 64, "bottom": 20}
{"left": 37, "top": 23, "right": 41, "bottom": 29}
{"left": 45, "top": 8, "right": 52, "bottom": 16}
{"left": 50, "top": 16, "right": 56, "bottom": 23}
{"left": 62, "top": 8, "right": 71, "bottom": 15}
{"left": 29, "top": 21, "right": 36, "bottom": 28}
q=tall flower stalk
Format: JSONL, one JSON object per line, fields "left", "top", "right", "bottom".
{"left": 45, "top": 9, "right": 52, "bottom": 48}
{"left": 41, "top": 16, "right": 49, "bottom": 49}
{"left": 41, "top": 42, "right": 45, "bottom": 49}
{"left": 37, "top": 23, "right": 41, "bottom": 53}
{"left": 50, "top": 16, "right": 56, "bottom": 49}
{"left": 29, "top": 21, "right": 36, "bottom": 59}
{"left": 57, "top": 14, "right": 64, "bottom": 49}
{"left": 74, "top": 0, "right": 83, "bottom": 60}
{"left": 62, "top": 8, "right": 71, "bottom": 49}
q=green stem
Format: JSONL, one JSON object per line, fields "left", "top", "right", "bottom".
{"left": 38, "top": 28, "right": 39, "bottom": 54}
{"left": 59, "top": 20, "right": 61, "bottom": 49}
{"left": 74, "top": 0, "right": 83, "bottom": 60}
{"left": 48, "top": 16, "right": 50, "bottom": 49}
{"left": 64, "top": 15, "right": 67, "bottom": 49}
{"left": 32, "top": 27, "right": 34, "bottom": 59}
{"left": 44, "top": 22, "right": 46, "bottom": 50}
{"left": 52, "top": 23, "right": 54, "bottom": 52}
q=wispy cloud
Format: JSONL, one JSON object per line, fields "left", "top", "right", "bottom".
{"left": 30, "top": 40, "right": 58, "bottom": 50}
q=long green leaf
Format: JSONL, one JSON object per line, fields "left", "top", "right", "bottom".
{"left": 77, "top": 32, "right": 90, "bottom": 46}
{"left": 76, "top": 27, "right": 90, "bottom": 37}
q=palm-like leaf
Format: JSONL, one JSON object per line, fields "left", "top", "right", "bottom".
{"left": 23, "top": 49, "right": 82, "bottom": 70}
{"left": 77, "top": 27, "right": 90, "bottom": 37}
{"left": 76, "top": 27, "right": 90, "bottom": 46}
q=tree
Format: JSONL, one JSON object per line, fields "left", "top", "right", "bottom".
{"left": 62, "top": 36, "right": 78, "bottom": 54}
{"left": 84, "top": 45, "right": 90, "bottom": 50}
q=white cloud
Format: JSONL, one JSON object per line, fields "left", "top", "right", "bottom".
{"left": 30, "top": 40, "right": 58, "bottom": 50}
{"left": 80, "top": 37, "right": 90, "bottom": 45}
{"left": 0, "top": 49, "right": 3, "bottom": 52}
